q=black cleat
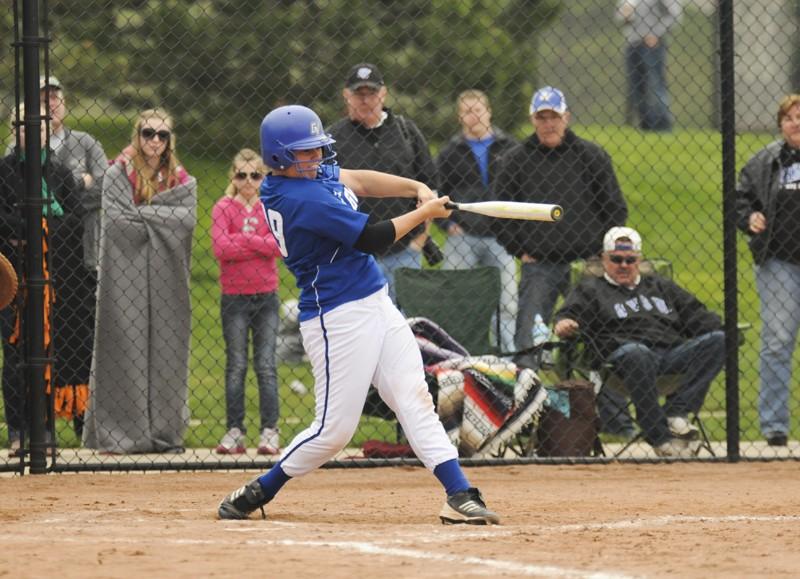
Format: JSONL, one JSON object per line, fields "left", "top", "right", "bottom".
{"left": 218, "top": 479, "right": 269, "bottom": 520}
{"left": 439, "top": 487, "right": 501, "bottom": 525}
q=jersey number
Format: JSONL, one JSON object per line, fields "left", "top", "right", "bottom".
{"left": 266, "top": 209, "right": 289, "bottom": 257}
{"left": 342, "top": 186, "right": 359, "bottom": 210}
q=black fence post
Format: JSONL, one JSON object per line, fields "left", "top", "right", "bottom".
{"left": 718, "top": 0, "right": 740, "bottom": 462}
{"left": 20, "top": 0, "right": 49, "bottom": 474}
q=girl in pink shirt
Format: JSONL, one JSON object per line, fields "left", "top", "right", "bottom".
{"left": 212, "top": 149, "right": 282, "bottom": 455}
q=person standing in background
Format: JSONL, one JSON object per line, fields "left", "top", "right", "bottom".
{"left": 38, "top": 76, "right": 108, "bottom": 436}
{"left": 436, "top": 90, "right": 518, "bottom": 353}
{"left": 1, "top": 104, "right": 80, "bottom": 457}
{"left": 327, "top": 63, "right": 440, "bottom": 301}
{"left": 4, "top": 77, "right": 107, "bottom": 436}
{"left": 212, "top": 149, "right": 282, "bottom": 456}
{"left": 736, "top": 94, "right": 800, "bottom": 447}
{"left": 37, "top": 75, "right": 108, "bottom": 270}
{"left": 616, "top": 0, "right": 683, "bottom": 132}
{"left": 83, "top": 108, "right": 197, "bottom": 454}
{"left": 494, "top": 87, "right": 628, "bottom": 369}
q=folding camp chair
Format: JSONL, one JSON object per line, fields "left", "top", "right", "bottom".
{"left": 394, "top": 266, "right": 502, "bottom": 355}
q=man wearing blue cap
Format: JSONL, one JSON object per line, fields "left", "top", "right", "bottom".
{"left": 494, "top": 87, "right": 629, "bottom": 373}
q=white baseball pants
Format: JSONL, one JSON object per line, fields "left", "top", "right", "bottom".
{"left": 280, "top": 286, "right": 458, "bottom": 477}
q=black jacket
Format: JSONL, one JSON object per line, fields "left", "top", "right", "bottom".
{"left": 327, "top": 109, "right": 436, "bottom": 255}
{"left": 493, "top": 130, "right": 628, "bottom": 262}
{"left": 734, "top": 140, "right": 789, "bottom": 265}
{"left": 0, "top": 151, "right": 80, "bottom": 266}
{"left": 555, "top": 274, "right": 722, "bottom": 363}
{"left": 435, "top": 128, "right": 518, "bottom": 237}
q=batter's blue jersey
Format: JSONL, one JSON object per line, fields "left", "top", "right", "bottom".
{"left": 261, "top": 164, "right": 386, "bottom": 321}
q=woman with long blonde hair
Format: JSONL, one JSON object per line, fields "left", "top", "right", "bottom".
{"left": 115, "top": 108, "right": 189, "bottom": 204}
{"left": 83, "top": 108, "right": 197, "bottom": 454}
{"left": 212, "top": 148, "right": 282, "bottom": 455}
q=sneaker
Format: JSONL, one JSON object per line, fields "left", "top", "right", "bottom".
{"left": 215, "top": 427, "right": 246, "bottom": 455}
{"left": 439, "top": 487, "right": 501, "bottom": 525}
{"left": 8, "top": 438, "right": 21, "bottom": 458}
{"left": 218, "top": 479, "right": 269, "bottom": 520}
{"left": 667, "top": 416, "right": 699, "bottom": 440}
{"left": 654, "top": 438, "right": 695, "bottom": 458}
{"left": 257, "top": 427, "right": 280, "bottom": 456}
{"left": 766, "top": 433, "right": 788, "bottom": 447}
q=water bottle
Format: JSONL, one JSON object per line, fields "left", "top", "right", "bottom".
{"left": 531, "top": 314, "right": 553, "bottom": 367}
{"left": 531, "top": 314, "right": 550, "bottom": 346}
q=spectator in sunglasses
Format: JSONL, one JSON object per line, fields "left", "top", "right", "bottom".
{"left": 553, "top": 226, "right": 724, "bottom": 458}
{"left": 211, "top": 149, "right": 282, "bottom": 456}
{"left": 110, "top": 109, "right": 190, "bottom": 205}
{"left": 83, "top": 108, "right": 197, "bottom": 454}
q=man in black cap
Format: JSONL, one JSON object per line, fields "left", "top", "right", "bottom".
{"left": 327, "top": 63, "right": 439, "bottom": 302}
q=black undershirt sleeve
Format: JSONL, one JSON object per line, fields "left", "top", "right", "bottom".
{"left": 353, "top": 220, "right": 397, "bottom": 254}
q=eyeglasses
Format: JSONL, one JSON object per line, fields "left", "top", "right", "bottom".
{"left": 234, "top": 171, "right": 264, "bottom": 181}
{"left": 609, "top": 255, "right": 639, "bottom": 265}
{"left": 140, "top": 128, "right": 171, "bottom": 141}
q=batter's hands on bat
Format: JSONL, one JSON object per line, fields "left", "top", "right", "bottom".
{"left": 748, "top": 211, "right": 767, "bottom": 234}
{"left": 421, "top": 195, "right": 452, "bottom": 220}
{"left": 554, "top": 318, "right": 579, "bottom": 339}
{"left": 391, "top": 196, "right": 451, "bottom": 243}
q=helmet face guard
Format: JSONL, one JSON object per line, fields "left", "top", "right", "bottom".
{"left": 260, "top": 105, "right": 337, "bottom": 171}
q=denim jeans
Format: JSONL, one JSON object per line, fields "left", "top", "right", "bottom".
{"left": 755, "top": 258, "right": 800, "bottom": 437}
{"left": 442, "top": 234, "right": 518, "bottom": 353}
{"left": 514, "top": 261, "right": 571, "bottom": 367}
{"left": 377, "top": 246, "right": 421, "bottom": 304}
{"left": 625, "top": 41, "right": 672, "bottom": 131}
{"left": 221, "top": 292, "right": 280, "bottom": 432}
{"left": 607, "top": 331, "right": 725, "bottom": 446}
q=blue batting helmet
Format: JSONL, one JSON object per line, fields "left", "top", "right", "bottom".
{"left": 260, "top": 105, "right": 336, "bottom": 170}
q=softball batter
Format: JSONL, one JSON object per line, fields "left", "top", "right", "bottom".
{"left": 217, "top": 104, "right": 500, "bottom": 525}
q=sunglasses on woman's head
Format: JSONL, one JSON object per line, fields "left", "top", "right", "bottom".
{"left": 234, "top": 171, "right": 264, "bottom": 181}
{"left": 140, "top": 128, "right": 171, "bottom": 141}
{"left": 609, "top": 255, "right": 639, "bottom": 265}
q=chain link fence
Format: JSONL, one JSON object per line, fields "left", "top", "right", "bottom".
{"left": 1, "top": 0, "right": 798, "bottom": 472}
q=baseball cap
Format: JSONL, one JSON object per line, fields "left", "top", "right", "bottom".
{"left": 39, "top": 75, "right": 62, "bottom": 91}
{"left": 345, "top": 63, "right": 384, "bottom": 91}
{"left": 529, "top": 86, "right": 567, "bottom": 115}
{"left": 603, "top": 226, "right": 642, "bottom": 253}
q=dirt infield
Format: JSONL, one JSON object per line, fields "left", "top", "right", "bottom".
{"left": 1, "top": 462, "right": 798, "bottom": 578}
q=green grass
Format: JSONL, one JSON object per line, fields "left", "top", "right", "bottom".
{"left": 2, "top": 115, "right": 795, "bottom": 451}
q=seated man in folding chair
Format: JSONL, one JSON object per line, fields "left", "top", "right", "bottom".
{"left": 552, "top": 226, "right": 725, "bottom": 458}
